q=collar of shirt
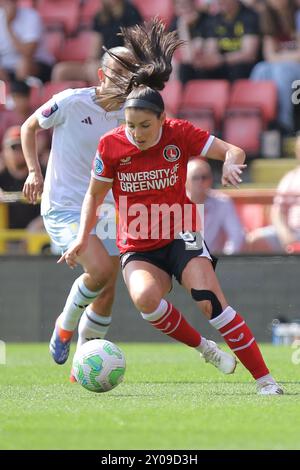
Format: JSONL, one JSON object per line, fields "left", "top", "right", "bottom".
{"left": 125, "top": 126, "right": 163, "bottom": 149}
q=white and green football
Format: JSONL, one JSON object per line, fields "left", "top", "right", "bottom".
{"left": 72, "top": 339, "right": 126, "bottom": 393}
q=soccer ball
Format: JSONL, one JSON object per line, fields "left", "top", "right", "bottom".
{"left": 72, "top": 339, "right": 126, "bottom": 393}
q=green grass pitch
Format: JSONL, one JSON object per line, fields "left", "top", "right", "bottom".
{"left": 0, "top": 343, "right": 299, "bottom": 450}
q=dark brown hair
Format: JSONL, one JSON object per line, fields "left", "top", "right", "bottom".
{"left": 261, "top": 0, "right": 296, "bottom": 37}
{"left": 101, "top": 18, "right": 184, "bottom": 111}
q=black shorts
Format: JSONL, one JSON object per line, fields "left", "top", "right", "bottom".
{"left": 6, "top": 62, "right": 52, "bottom": 83}
{"left": 120, "top": 234, "right": 217, "bottom": 284}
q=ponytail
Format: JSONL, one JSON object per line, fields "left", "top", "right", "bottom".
{"left": 101, "top": 18, "right": 184, "bottom": 104}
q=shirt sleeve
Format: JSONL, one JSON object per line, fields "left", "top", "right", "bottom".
{"left": 34, "top": 89, "right": 73, "bottom": 129}
{"left": 183, "top": 120, "right": 215, "bottom": 157}
{"left": 204, "top": 15, "right": 218, "bottom": 39}
{"left": 91, "top": 138, "right": 115, "bottom": 182}
{"left": 193, "top": 14, "right": 212, "bottom": 39}
{"left": 18, "top": 11, "right": 42, "bottom": 43}
{"left": 242, "top": 9, "right": 260, "bottom": 36}
{"left": 222, "top": 198, "right": 246, "bottom": 254}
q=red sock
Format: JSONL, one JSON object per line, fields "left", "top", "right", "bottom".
{"left": 143, "top": 301, "right": 201, "bottom": 348}
{"left": 57, "top": 318, "right": 73, "bottom": 342}
{"left": 218, "top": 311, "right": 269, "bottom": 379}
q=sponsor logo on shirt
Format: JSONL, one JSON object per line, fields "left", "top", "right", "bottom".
{"left": 81, "top": 116, "right": 92, "bottom": 125}
{"left": 117, "top": 164, "right": 180, "bottom": 192}
{"left": 41, "top": 102, "right": 58, "bottom": 118}
{"left": 94, "top": 152, "right": 104, "bottom": 176}
{"left": 163, "top": 145, "right": 181, "bottom": 162}
{"left": 120, "top": 157, "right": 132, "bottom": 165}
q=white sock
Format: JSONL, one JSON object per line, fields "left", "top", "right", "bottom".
{"left": 77, "top": 307, "right": 112, "bottom": 348}
{"left": 256, "top": 373, "right": 276, "bottom": 386}
{"left": 197, "top": 337, "right": 209, "bottom": 353}
{"left": 60, "top": 275, "right": 101, "bottom": 331}
{"left": 140, "top": 299, "right": 168, "bottom": 321}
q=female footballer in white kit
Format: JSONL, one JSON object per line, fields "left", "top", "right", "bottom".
{"left": 21, "top": 47, "right": 134, "bottom": 378}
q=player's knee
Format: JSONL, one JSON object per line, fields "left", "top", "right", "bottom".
{"left": 87, "top": 263, "right": 114, "bottom": 289}
{"left": 191, "top": 289, "right": 223, "bottom": 319}
{"left": 132, "top": 288, "right": 161, "bottom": 313}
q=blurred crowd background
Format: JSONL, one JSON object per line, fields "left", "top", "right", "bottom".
{"left": 1, "top": 0, "right": 300, "bottom": 256}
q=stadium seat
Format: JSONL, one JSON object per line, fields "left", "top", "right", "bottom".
{"left": 250, "top": 158, "right": 297, "bottom": 185}
{"left": 38, "top": 0, "right": 81, "bottom": 35}
{"left": 57, "top": 32, "right": 95, "bottom": 62}
{"left": 223, "top": 81, "right": 277, "bottom": 156}
{"left": 41, "top": 81, "right": 87, "bottom": 103}
{"left": 285, "top": 241, "right": 300, "bottom": 254}
{"left": 44, "top": 30, "right": 65, "bottom": 61}
{"left": 80, "top": 0, "right": 102, "bottom": 28}
{"left": 179, "top": 80, "right": 230, "bottom": 132}
{"left": 186, "top": 116, "right": 216, "bottom": 134}
{"left": 227, "top": 80, "right": 277, "bottom": 126}
{"left": 223, "top": 111, "right": 262, "bottom": 156}
{"left": 28, "top": 81, "right": 87, "bottom": 108}
{"left": 160, "top": 80, "right": 182, "bottom": 117}
{"left": 131, "top": 0, "right": 174, "bottom": 27}
{"left": 18, "top": 0, "right": 35, "bottom": 7}
{"left": 28, "top": 84, "right": 44, "bottom": 109}
{"left": 236, "top": 204, "right": 268, "bottom": 232}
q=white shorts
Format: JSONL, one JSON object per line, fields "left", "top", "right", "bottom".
{"left": 43, "top": 209, "right": 119, "bottom": 256}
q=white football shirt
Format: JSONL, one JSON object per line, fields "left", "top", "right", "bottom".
{"left": 35, "top": 87, "right": 124, "bottom": 215}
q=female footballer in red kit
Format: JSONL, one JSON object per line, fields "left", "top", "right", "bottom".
{"left": 60, "top": 20, "right": 283, "bottom": 395}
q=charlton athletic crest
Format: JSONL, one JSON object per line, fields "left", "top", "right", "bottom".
{"left": 163, "top": 145, "right": 181, "bottom": 162}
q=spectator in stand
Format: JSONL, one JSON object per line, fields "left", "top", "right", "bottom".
{"left": 0, "top": 80, "right": 33, "bottom": 135}
{"left": 247, "top": 134, "right": 300, "bottom": 253}
{"left": 0, "top": 80, "right": 50, "bottom": 158}
{"left": 250, "top": 0, "right": 300, "bottom": 134}
{"left": 0, "top": 125, "right": 43, "bottom": 231}
{"left": 169, "top": 0, "right": 213, "bottom": 84}
{"left": 51, "top": 0, "right": 142, "bottom": 83}
{"left": 0, "top": 0, "right": 54, "bottom": 83}
{"left": 92, "top": 0, "right": 143, "bottom": 50}
{"left": 185, "top": 0, "right": 260, "bottom": 82}
{"left": 241, "top": 0, "right": 265, "bottom": 14}
{"left": 186, "top": 158, "right": 245, "bottom": 254}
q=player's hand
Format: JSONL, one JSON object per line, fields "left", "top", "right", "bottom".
{"left": 57, "top": 238, "right": 88, "bottom": 268}
{"left": 221, "top": 162, "right": 247, "bottom": 188}
{"left": 23, "top": 171, "right": 44, "bottom": 204}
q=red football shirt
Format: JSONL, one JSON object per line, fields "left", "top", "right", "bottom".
{"left": 92, "top": 118, "right": 214, "bottom": 253}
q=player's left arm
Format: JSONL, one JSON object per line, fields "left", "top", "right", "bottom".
{"left": 204, "top": 137, "right": 246, "bottom": 188}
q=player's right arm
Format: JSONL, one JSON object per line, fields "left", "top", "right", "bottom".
{"left": 58, "top": 177, "right": 112, "bottom": 268}
{"left": 22, "top": 89, "right": 73, "bottom": 203}
{"left": 21, "top": 114, "right": 44, "bottom": 204}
